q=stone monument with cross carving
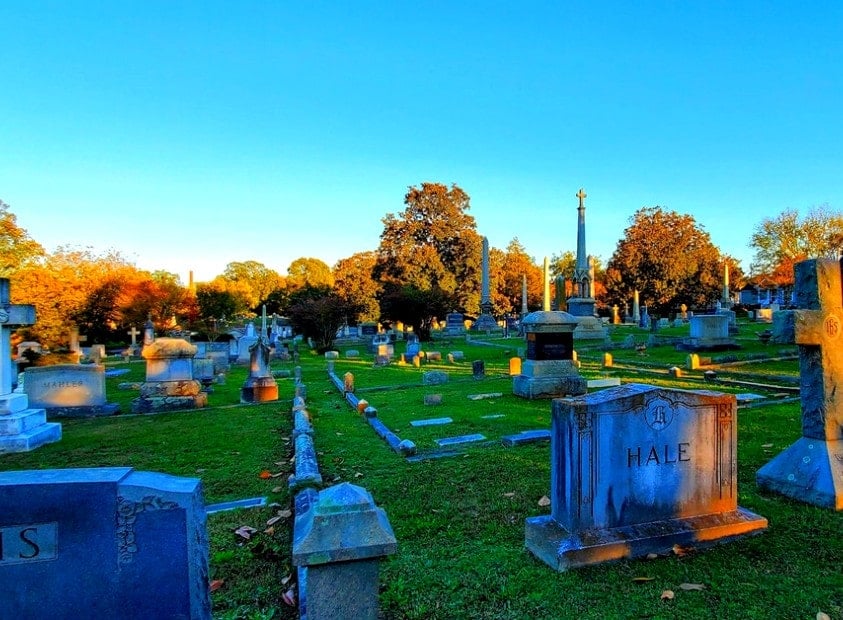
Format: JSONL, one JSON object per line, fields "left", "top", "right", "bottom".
{"left": 757, "top": 258, "right": 843, "bottom": 510}
{"left": 0, "top": 279, "right": 62, "bottom": 453}
{"left": 241, "top": 306, "right": 278, "bottom": 403}
{"left": 565, "top": 188, "right": 607, "bottom": 341}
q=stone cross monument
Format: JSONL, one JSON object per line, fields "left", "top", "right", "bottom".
{"left": 574, "top": 188, "right": 590, "bottom": 299}
{"left": 0, "top": 279, "right": 62, "bottom": 452}
{"left": 757, "top": 258, "right": 843, "bottom": 510}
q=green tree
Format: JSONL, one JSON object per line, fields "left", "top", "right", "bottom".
{"left": 605, "top": 207, "right": 723, "bottom": 316}
{"left": 333, "top": 251, "right": 381, "bottom": 323}
{"left": 373, "top": 182, "right": 481, "bottom": 317}
{"left": 750, "top": 205, "right": 843, "bottom": 285}
{"left": 286, "top": 286, "right": 360, "bottom": 352}
{"left": 287, "top": 257, "right": 334, "bottom": 291}
{"left": 222, "top": 261, "right": 286, "bottom": 310}
{"left": 0, "top": 200, "right": 44, "bottom": 277}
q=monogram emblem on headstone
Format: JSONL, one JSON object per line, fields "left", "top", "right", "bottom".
{"left": 824, "top": 314, "right": 840, "bottom": 339}
{"left": 645, "top": 403, "right": 673, "bottom": 431}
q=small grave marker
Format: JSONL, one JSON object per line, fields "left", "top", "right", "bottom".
{"left": 434, "top": 434, "right": 486, "bottom": 447}
{"left": 410, "top": 417, "right": 453, "bottom": 427}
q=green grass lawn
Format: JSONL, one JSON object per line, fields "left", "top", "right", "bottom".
{"left": 2, "top": 325, "right": 841, "bottom": 619}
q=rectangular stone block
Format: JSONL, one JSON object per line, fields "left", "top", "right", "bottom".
{"left": 0, "top": 467, "right": 209, "bottom": 618}
{"left": 24, "top": 365, "right": 107, "bottom": 408}
{"left": 434, "top": 434, "right": 486, "bottom": 447}
{"left": 409, "top": 417, "right": 452, "bottom": 427}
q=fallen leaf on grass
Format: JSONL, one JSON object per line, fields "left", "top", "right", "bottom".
{"left": 672, "top": 544, "right": 694, "bottom": 557}
{"left": 209, "top": 579, "right": 224, "bottom": 593}
{"left": 277, "top": 509, "right": 292, "bottom": 518}
{"left": 234, "top": 525, "right": 258, "bottom": 540}
{"left": 537, "top": 495, "right": 551, "bottom": 507}
{"left": 503, "top": 492, "right": 515, "bottom": 498}
{"left": 646, "top": 553, "right": 659, "bottom": 560}
{"left": 282, "top": 588, "right": 296, "bottom": 606}
{"left": 354, "top": 472, "right": 364, "bottom": 478}
{"left": 678, "top": 583, "right": 706, "bottom": 591}
{"left": 761, "top": 443, "right": 773, "bottom": 448}
{"left": 817, "top": 612, "right": 831, "bottom": 620}
{"left": 272, "top": 486, "right": 283, "bottom": 493}
{"left": 270, "top": 472, "right": 284, "bottom": 478}
{"left": 195, "top": 468, "right": 206, "bottom": 474}
{"left": 281, "top": 574, "right": 292, "bottom": 586}
{"left": 263, "top": 526, "right": 275, "bottom": 536}
{"left": 266, "top": 516, "right": 283, "bottom": 527}
{"left": 632, "top": 577, "right": 655, "bottom": 583}
{"left": 335, "top": 432, "right": 343, "bottom": 436}
{"left": 660, "top": 590, "right": 674, "bottom": 600}
{"left": 258, "top": 470, "right": 272, "bottom": 479}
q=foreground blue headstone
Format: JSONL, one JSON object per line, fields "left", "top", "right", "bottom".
{"left": 526, "top": 384, "right": 767, "bottom": 571}
{"left": 0, "top": 467, "right": 209, "bottom": 618}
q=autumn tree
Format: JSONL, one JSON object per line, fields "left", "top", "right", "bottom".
{"left": 287, "top": 257, "right": 334, "bottom": 291}
{"left": 549, "top": 250, "right": 607, "bottom": 306}
{"left": 0, "top": 200, "right": 44, "bottom": 276}
{"left": 489, "top": 238, "right": 543, "bottom": 315}
{"left": 222, "top": 261, "right": 286, "bottom": 310}
{"left": 750, "top": 205, "right": 843, "bottom": 286}
{"left": 373, "top": 182, "right": 482, "bottom": 325}
{"left": 604, "top": 207, "right": 723, "bottom": 316}
{"left": 378, "top": 284, "right": 453, "bottom": 341}
{"left": 286, "top": 286, "right": 361, "bottom": 352}
{"left": 333, "top": 251, "right": 380, "bottom": 323}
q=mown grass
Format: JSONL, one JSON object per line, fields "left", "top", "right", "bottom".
{"left": 2, "top": 323, "right": 840, "bottom": 619}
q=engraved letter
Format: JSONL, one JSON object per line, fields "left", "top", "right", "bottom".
{"left": 646, "top": 446, "right": 660, "bottom": 465}
{"left": 627, "top": 447, "right": 641, "bottom": 467}
{"left": 19, "top": 528, "right": 40, "bottom": 559}
{"left": 678, "top": 442, "right": 690, "bottom": 462}
{"left": 663, "top": 444, "right": 677, "bottom": 464}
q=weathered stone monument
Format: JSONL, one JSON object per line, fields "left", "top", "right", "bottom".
{"left": 0, "top": 467, "right": 210, "bottom": 618}
{"left": 241, "top": 306, "right": 279, "bottom": 403}
{"left": 757, "top": 258, "right": 843, "bottom": 510}
{"left": 679, "top": 314, "right": 738, "bottom": 351}
{"left": 0, "top": 280, "right": 62, "bottom": 453}
{"left": 236, "top": 322, "right": 259, "bottom": 364}
{"left": 512, "top": 311, "right": 587, "bottom": 399}
{"left": 525, "top": 384, "right": 767, "bottom": 570}
{"left": 445, "top": 312, "right": 464, "bottom": 335}
{"left": 24, "top": 364, "right": 119, "bottom": 417}
{"left": 473, "top": 236, "right": 498, "bottom": 332}
{"left": 565, "top": 188, "right": 607, "bottom": 341}
{"left": 133, "top": 338, "right": 207, "bottom": 413}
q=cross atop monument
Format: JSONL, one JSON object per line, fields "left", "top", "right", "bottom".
{"left": 576, "top": 188, "right": 587, "bottom": 209}
{"left": 0, "top": 279, "right": 36, "bottom": 397}
{"left": 792, "top": 258, "right": 843, "bottom": 440}
{"left": 127, "top": 326, "right": 140, "bottom": 347}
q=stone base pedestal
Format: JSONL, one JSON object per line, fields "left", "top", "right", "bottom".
{"left": 756, "top": 437, "right": 843, "bottom": 511}
{"left": 572, "top": 316, "right": 608, "bottom": 341}
{"left": 525, "top": 508, "right": 767, "bottom": 571}
{"left": 0, "top": 394, "right": 62, "bottom": 454}
{"left": 676, "top": 338, "right": 740, "bottom": 352}
{"left": 472, "top": 314, "right": 498, "bottom": 332}
{"left": 241, "top": 376, "right": 279, "bottom": 403}
{"left": 132, "top": 394, "right": 208, "bottom": 414}
{"left": 513, "top": 360, "right": 586, "bottom": 399}
{"left": 44, "top": 404, "right": 120, "bottom": 418}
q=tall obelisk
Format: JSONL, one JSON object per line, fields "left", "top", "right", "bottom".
{"left": 473, "top": 236, "right": 498, "bottom": 331}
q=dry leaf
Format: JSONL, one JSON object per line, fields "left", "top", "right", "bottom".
{"left": 660, "top": 590, "right": 674, "bottom": 600}
{"left": 195, "top": 468, "right": 206, "bottom": 474}
{"left": 277, "top": 509, "right": 292, "bottom": 518}
{"left": 335, "top": 432, "right": 343, "bottom": 436}
{"left": 538, "top": 495, "right": 551, "bottom": 507}
{"left": 672, "top": 544, "right": 694, "bottom": 557}
{"left": 281, "top": 575, "right": 292, "bottom": 586}
{"left": 209, "top": 579, "right": 224, "bottom": 593}
{"left": 761, "top": 443, "right": 773, "bottom": 448}
{"left": 234, "top": 525, "right": 258, "bottom": 540}
{"left": 817, "top": 612, "right": 831, "bottom": 620}
{"left": 270, "top": 472, "right": 284, "bottom": 478}
{"left": 632, "top": 576, "right": 655, "bottom": 583}
{"left": 646, "top": 553, "right": 659, "bottom": 560}
{"left": 503, "top": 492, "right": 516, "bottom": 498}
{"left": 258, "top": 470, "right": 272, "bottom": 479}
{"left": 282, "top": 588, "right": 296, "bottom": 606}
{"left": 263, "top": 526, "right": 275, "bottom": 536}
{"left": 266, "top": 516, "right": 282, "bottom": 527}
{"left": 679, "top": 583, "right": 705, "bottom": 591}
{"left": 355, "top": 472, "right": 364, "bottom": 478}
{"left": 272, "top": 486, "right": 283, "bottom": 493}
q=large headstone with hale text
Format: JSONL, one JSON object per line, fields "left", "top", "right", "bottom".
{"left": 0, "top": 467, "right": 210, "bottom": 618}
{"left": 525, "top": 384, "right": 767, "bottom": 570}
{"left": 757, "top": 258, "right": 843, "bottom": 510}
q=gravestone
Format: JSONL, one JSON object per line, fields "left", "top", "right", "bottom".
{"left": 679, "top": 314, "right": 738, "bottom": 351}
{"left": 89, "top": 344, "right": 106, "bottom": 364}
{"left": 241, "top": 308, "right": 278, "bottom": 403}
{"left": 473, "top": 237, "right": 499, "bottom": 332}
{"left": 513, "top": 311, "right": 586, "bottom": 399}
{"left": 445, "top": 312, "right": 465, "bottom": 335}
{"left": 15, "top": 341, "right": 42, "bottom": 359}
{"left": 0, "top": 280, "right": 62, "bottom": 453}
{"left": 472, "top": 360, "right": 485, "bottom": 379}
{"left": 236, "top": 322, "right": 259, "bottom": 363}
{"left": 132, "top": 338, "right": 208, "bottom": 413}
{"left": 405, "top": 334, "right": 421, "bottom": 359}
{"left": 525, "top": 384, "right": 767, "bottom": 570}
{"left": 0, "top": 467, "right": 210, "bottom": 618}
{"left": 422, "top": 371, "right": 448, "bottom": 386}
{"left": 757, "top": 258, "right": 843, "bottom": 510}
{"left": 24, "top": 364, "right": 118, "bottom": 417}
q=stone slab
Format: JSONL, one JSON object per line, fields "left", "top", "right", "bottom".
{"left": 757, "top": 437, "right": 843, "bottom": 510}
{"left": 434, "top": 434, "right": 486, "bottom": 447}
{"left": 205, "top": 496, "right": 267, "bottom": 514}
{"left": 480, "top": 414, "right": 506, "bottom": 420}
{"left": 501, "top": 430, "right": 551, "bottom": 447}
{"left": 409, "top": 417, "right": 453, "bottom": 427}
{"left": 587, "top": 378, "right": 622, "bottom": 389}
{"left": 0, "top": 467, "right": 209, "bottom": 618}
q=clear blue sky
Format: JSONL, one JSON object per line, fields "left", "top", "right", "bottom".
{"left": 3, "top": 2, "right": 842, "bottom": 283}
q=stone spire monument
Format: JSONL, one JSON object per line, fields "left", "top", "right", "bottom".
{"left": 565, "top": 188, "right": 607, "bottom": 341}
{"left": 473, "top": 236, "right": 498, "bottom": 332}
